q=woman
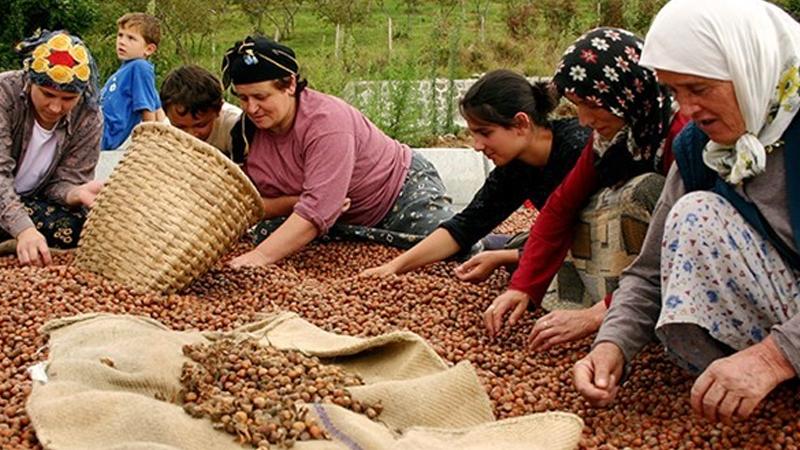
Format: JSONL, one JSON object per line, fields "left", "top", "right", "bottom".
{"left": 483, "top": 28, "right": 689, "bottom": 350}
{"left": 221, "top": 36, "right": 455, "bottom": 268}
{"left": 575, "top": 0, "right": 799, "bottom": 424}
{"left": 363, "top": 69, "right": 589, "bottom": 277}
{"left": 0, "top": 30, "right": 103, "bottom": 266}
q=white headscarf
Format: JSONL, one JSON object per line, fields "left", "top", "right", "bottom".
{"left": 640, "top": 0, "right": 800, "bottom": 184}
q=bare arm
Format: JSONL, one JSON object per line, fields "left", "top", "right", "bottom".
{"left": 141, "top": 108, "right": 163, "bottom": 122}
{"left": 364, "top": 228, "right": 461, "bottom": 276}
{"left": 230, "top": 212, "right": 318, "bottom": 267}
{"left": 262, "top": 196, "right": 300, "bottom": 219}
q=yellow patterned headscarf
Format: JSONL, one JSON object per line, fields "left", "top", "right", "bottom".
{"left": 16, "top": 30, "right": 98, "bottom": 102}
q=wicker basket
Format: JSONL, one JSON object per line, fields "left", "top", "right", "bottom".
{"left": 74, "top": 122, "right": 264, "bottom": 293}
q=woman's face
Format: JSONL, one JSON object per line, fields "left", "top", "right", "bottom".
{"left": 234, "top": 78, "right": 296, "bottom": 133}
{"left": 656, "top": 69, "right": 745, "bottom": 146}
{"left": 564, "top": 92, "right": 625, "bottom": 140}
{"left": 466, "top": 113, "right": 540, "bottom": 167}
{"left": 29, "top": 84, "right": 81, "bottom": 129}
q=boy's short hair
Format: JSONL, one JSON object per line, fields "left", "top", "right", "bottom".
{"left": 160, "top": 65, "right": 224, "bottom": 117}
{"left": 117, "top": 12, "right": 161, "bottom": 46}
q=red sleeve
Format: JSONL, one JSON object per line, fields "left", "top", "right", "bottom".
{"left": 509, "top": 138, "right": 600, "bottom": 305}
{"left": 659, "top": 113, "right": 690, "bottom": 174}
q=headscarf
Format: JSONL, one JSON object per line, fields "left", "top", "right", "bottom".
{"left": 552, "top": 27, "right": 675, "bottom": 187}
{"left": 221, "top": 36, "right": 298, "bottom": 89}
{"left": 15, "top": 30, "right": 98, "bottom": 104}
{"left": 640, "top": 0, "right": 800, "bottom": 185}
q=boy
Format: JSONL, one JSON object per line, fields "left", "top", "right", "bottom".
{"left": 100, "top": 12, "right": 164, "bottom": 150}
{"left": 160, "top": 65, "right": 242, "bottom": 157}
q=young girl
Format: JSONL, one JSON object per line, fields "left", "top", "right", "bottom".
{"left": 364, "top": 69, "right": 589, "bottom": 276}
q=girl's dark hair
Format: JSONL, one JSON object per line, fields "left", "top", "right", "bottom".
{"left": 459, "top": 69, "right": 557, "bottom": 128}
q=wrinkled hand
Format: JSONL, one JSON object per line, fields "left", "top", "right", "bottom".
{"left": 361, "top": 263, "right": 396, "bottom": 277}
{"left": 16, "top": 227, "right": 51, "bottom": 267}
{"left": 68, "top": 180, "right": 104, "bottom": 208}
{"left": 483, "top": 289, "right": 530, "bottom": 338}
{"left": 455, "top": 250, "right": 506, "bottom": 282}
{"left": 691, "top": 337, "right": 794, "bottom": 424}
{"left": 229, "top": 249, "right": 271, "bottom": 268}
{"left": 573, "top": 342, "right": 625, "bottom": 407}
{"left": 529, "top": 302, "right": 606, "bottom": 351}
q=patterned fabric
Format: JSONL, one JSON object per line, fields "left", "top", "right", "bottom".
{"left": 656, "top": 191, "right": 800, "bottom": 362}
{"left": 641, "top": 0, "right": 800, "bottom": 185}
{"left": 552, "top": 27, "right": 674, "bottom": 187}
{"left": 15, "top": 30, "right": 98, "bottom": 103}
{"left": 0, "top": 197, "right": 87, "bottom": 248}
{"left": 252, "top": 152, "right": 455, "bottom": 249}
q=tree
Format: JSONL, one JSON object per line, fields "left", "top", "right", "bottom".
{"left": 234, "top": 0, "right": 304, "bottom": 40}
{"left": 0, "top": 0, "right": 100, "bottom": 70}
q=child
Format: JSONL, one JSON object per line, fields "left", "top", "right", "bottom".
{"left": 160, "top": 65, "right": 242, "bottom": 158}
{"left": 100, "top": 12, "right": 164, "bottom": 150}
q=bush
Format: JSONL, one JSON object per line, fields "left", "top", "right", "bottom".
{"left": 0, "top": 0, "right": 101, "bottom": 70}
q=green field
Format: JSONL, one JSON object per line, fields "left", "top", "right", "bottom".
{"left": 2, "top": 0, "right": 796, "bottom": 144}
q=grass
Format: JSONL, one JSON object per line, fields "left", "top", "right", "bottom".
{"left": 47, "top": 0, "right": 683, "bottom": 144}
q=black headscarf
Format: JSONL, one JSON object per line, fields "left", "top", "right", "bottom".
{"left": 552, "top": 27, "right": 674, "bottom": 187}
{"left": 221, "top": 36, "right": 298, "bottom": 88}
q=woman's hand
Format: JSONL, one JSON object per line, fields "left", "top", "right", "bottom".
{"left": 483, "top": 289, "right": 531, "bottom": 338}
{"left": 691, "top": 335, "right": 796, "bottom": 424}
{"left": 361, "top": 263, "right": 397, "bottom": 277}
{"left": 573, "top": 342, "right": 625, "bottom": 407}
{"left": 229, "top": 248, "right": 271, "bottom": 268}
{"left": 455, "top": 249, "right": 517, "bottom": 282}
{"left": 66, "top": 180, "right": 104, "bottom": 208}
{"left": 16, "top": 227, "right": 51, "bottom": 266}
{"left": 528, "top": 301, "right": 607, "bottom": 351}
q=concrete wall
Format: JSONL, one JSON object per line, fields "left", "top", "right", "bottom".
{"left": 95, "top": 148, "right": 492, "bottom": 210}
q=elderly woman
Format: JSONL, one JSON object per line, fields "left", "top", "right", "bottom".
{"left": 483, "top": 28, "right": 688, "bottom": 349}
{"left": 221, "top": 36, "right": 455, "bottom": 267}
{"left": 0, "top": 30, "right": 103, "bottom": 266}
{"left": 574, "top": 0, "right": 800, "bottom": 424}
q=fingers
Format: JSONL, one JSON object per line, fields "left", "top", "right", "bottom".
{"left": 735, "top": 397, "right": 760, "bottom": 420}
{"left": 508, "top": 296, "right": 528, "bottom": 326}
{"left": 38, "top": 241, "right": 52, "bottom": 266}
{"left": 483, "top": 304, "right": 497, "bottom": 337}
{"left": 455, "top": 259, "right": 480, "bottom": 280}
{"left": 691, "top": 370, "right": 715, "bottom": 417}
{"left": 717, "top": 391, "right": 741, "bottom": 425}
{"left": 529, "top": 327, "right": 567, "bottom": 352}
{"left": 492, "top": 299, "right": 514, "bottom": 335}
{"left": 573, "top": 359, "right": 615, "bottom": 407}
{"left": 17, "top": 244, "right": 30, "bottom": 266}
{"left": 700, "top": 382, "right": 727, "bottom": 423}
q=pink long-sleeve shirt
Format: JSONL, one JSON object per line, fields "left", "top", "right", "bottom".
{"left": 244, "top": 89, "right": 412, "bottom": 234}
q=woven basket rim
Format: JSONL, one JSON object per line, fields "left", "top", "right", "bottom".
{"left": 129, "top": 121, "right": 263, "bottom": 211}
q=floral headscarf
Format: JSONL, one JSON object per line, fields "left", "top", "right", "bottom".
{"left": 641, "top": 0, "right": 800, "bottom": 185}
{"left": 553, "top": 27, "right": 675, "bottom": 187}
{"left": 15, "top": 30, "right": 98, "bottom": 104}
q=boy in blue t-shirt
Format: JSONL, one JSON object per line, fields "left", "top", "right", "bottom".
{"left": 100, "top": 12, "right": 165, "bottom": 150}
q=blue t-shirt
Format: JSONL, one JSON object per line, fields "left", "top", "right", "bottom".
{"left": 100, "top": 59, "right": 161, "bottom": 150}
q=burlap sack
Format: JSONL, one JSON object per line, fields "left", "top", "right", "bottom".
{"left": 27, "top": 313, "right": 583, "bottom": 450}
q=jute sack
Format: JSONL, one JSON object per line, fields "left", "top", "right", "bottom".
{"left": 27, "top": 313, "right": 583, "bottom": 450}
